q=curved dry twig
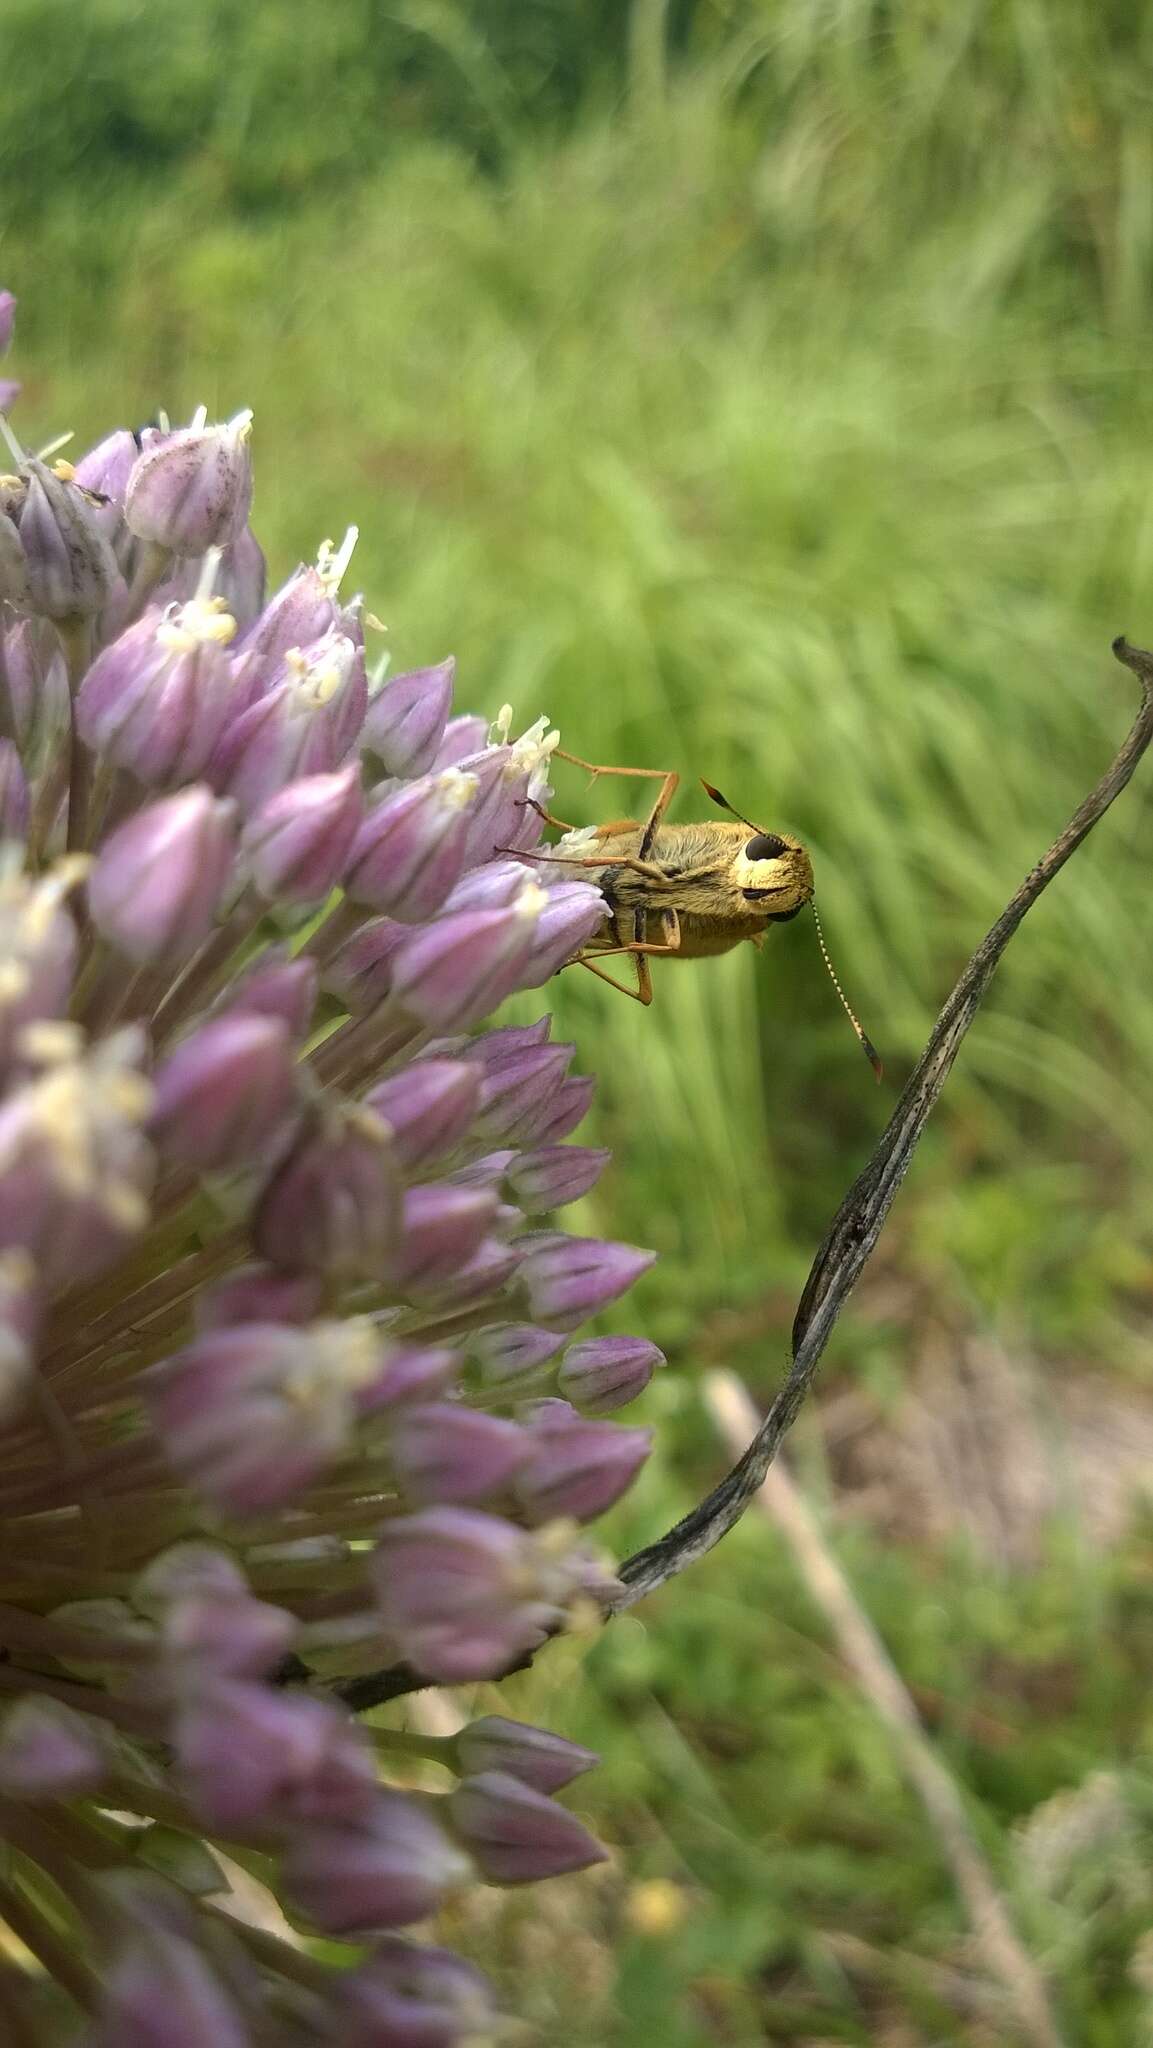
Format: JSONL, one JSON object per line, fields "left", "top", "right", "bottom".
{"left": 614, "top": 636, "right": 1153, "bottom": 1605}
{"left": 335, "top": 636, "right": 1153, "bottom": 1707}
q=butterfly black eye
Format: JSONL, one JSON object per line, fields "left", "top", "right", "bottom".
{"left": 744, "top": 832, "right": 788, "bottom": 862}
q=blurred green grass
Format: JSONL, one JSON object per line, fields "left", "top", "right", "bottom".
{"left": 6, "top": 4, "right": 1153, "bottom": 2035}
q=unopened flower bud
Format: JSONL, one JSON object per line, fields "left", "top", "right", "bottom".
{"left": 448, "top": 1769, "right": 607, "bottom": 1883}
{"left": 321, "top": 914, "right": 409, "bottom": 1013}
{"left": 125, "top": 410, "right": 253, "bottom": 553}
{"left": 345, "top": 769, "right": 478, "bottom": 923}
{"left": 283, "top": 1791, "right": 469, "bottom": 1935}
{"left": 518, "top": 1236, "right": 655, "bottom": 1332}
{"left": 10, "top": 458, "right": 118, "bottom": 620}
{"left": 474, "top": 1042, "right": 575, "bottom": 1146}
{"left": 1, "top": 612, "right": 70, "bottom": 764}
{"left": 364, "top": 1059, "right": 480, "bottom": 1172}
{"left": 0, "top": 738, "right": 28, "bottom": 841}
{"left": 329, "top": 1938, "right": 494, "bottom": 2048}
{"left": 195, "top": 1262, "right": 323, "bottom": 1332}
{"left": 92, "top": 1915, "right": 251, "bottom": 2048}
{"left": 149, "top": 1318, "right": 384, "bottom": 1513}
{"left": 391, "top": 883, "right": 548, "bottom": 1033}
{"left": 394, "top": 1184, "right": 498, "bottom": 1293}
{"left": 88, "top": 787, "right": 237, "bottom": 966}
{"left": 433, "top": 713, "right": 487, "bottom": 767}
{"left": 505, "top": 1144, "right": 610, "bottom": 1211}
{"left": 454, "top": 1716, "right": 597, "bottom": 1795}
{"left": 527, "top": 1072, "right": 596, "bottom": 1144}
{"left": 150, "top": 1014, "right": 298, "bottom": 1172}
{"left": 514, "top": 1399, "right": 652, "bottom": 1523}
{"left": 210, "top": 946, "right": 318, "bottom": 1038}
{"left": 253, "top": 1102, "right": 400, "bottom": 1281}
{"left": 75, "top": 594, "right": 238, "bottom": 786}
{"left": 471, "top": 1321, "right": 565, "bottom": 1393}
{"left": 558, "top": 1335, "right": 664, "bottom": 1414}
{"left": 0, "top": 862, "right": 80, "bottom": 1083}
{"left": 362, "top": 656, "right": 455, "bottom": 779}
{"left": 520, "top": 879, "right": 606, "bottom": 985}
{"left": 175, "top": 1678, "right": 377, "bottom": 1832}
{"left": 404, "top": 1234, "right": 519, "bottom": 1312}
{"left": 0, "top": 1696, "right": 107, "bottom": 1798}
{"left": 373, "top": 1507, "right": 582, "bottom": 1681}
{"left": 389, "top": 1402, "right": 528, "bottom": 1506}
{"left": 0, "top": 291, "right": 15, "bottom": 354}
{"left": 241, "top": 764, "right": 362, "bottom": 904}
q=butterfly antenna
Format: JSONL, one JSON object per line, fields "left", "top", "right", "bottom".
{"left": 701, "top": 778, "right": 760, "bottom": 834}
{"left": 811, "top": 900, "right": 883, "bottom": 1083}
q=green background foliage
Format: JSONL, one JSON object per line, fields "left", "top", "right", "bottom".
{"left": 4, "top": 3, "right": 1153, "bottom": 2037}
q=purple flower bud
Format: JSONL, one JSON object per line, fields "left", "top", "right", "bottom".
{"left": 10, "top": 458, "right": 118, "bottom": 619}
{"left": 175, "top": 1678, "right": 377, "bottom": 1832}
{"left": 125, "top": 410, "right": 254, "bottom": 553}
{"left": 0, "top": 291, "right": 15, "bottom": 353}
{"left": 474, "top": 1043, "right": 575, "bottom": 1146}
{"left": 471, "top": 1321, "right": 566, "bottom": 1393}
{"left": 519, "top": 880, "right": 607, "bottom": 985}
{"left": 92, "top": 1919, "right": 251, "bottom": 2048}
{"left": 196, "top": 1262, "right": 324, "bottom": 1332}
{"left": 238, "top": 560, "right": 340, "bottom": 668}
{"left": 0, "top": 1696, "right": 108, "bottom": 1798}
{"left": 505, "top": 1144, "right": 610, "bottom": 1212}
{"left": 242, "top": 764, "right": 362, "bottom": 904}
{"left": 0, "top": 1033, "right": 154, "bottom": 1290}
{"left": 210, "top": 946, "right": 318, "bottom": 1038}
{"left": 0, "top": 863, "right": 79, "bottom": 1083}
{"left": 373, "top": 1508, "right": 585, "bottom": 1681}
{"left": 345, "top": 769, "right": 478, "bottom": 923}
{"left": 0, "top": 737, "right": 29, "bottom": 840}
{"left": 363, "top": 656, "right": 455, "bottom": 779}
{"left": 328, "top": 1938, "right": 494, "bottom": 2048}
{"left": 283, "top": 1791, "right": 469, "bottom": 1935}
{"left": 464, "top": 1017, "right": 552, "bottom": 1069}
{"left": 389, "top": 1402, "right": 529, "bottom": 1506}
{"left": 558, "top": 1335, "right": 664, "bottom": 1414}
{"left": 321, "top": 914, "right": 409, "bottom": 1013}
{"left": 527, "top": 1072, "right": 597, "bottom": 1145}
{"left": 391, "top": 883, "right": 548, "bottom": 1033}
{"left": 88, "top": 786, "right": 237, "bottom": 966}
{"left": 448, "top": 1770, "right": 607, "bottom": 1884}
{"left": 75, "top": 594, "right": 238, "bottom": 786}
{"left": 253, "top": 1104, "right": 400, "bottom": 1281}
{"left": 447, "top": 1148, "right": 516, "bottom": 1190}
{"left": 149, "top": 1319, "right": 384, "bottom": 1512}
{"left": 357, "top": 1342, "right": 459, "bottom": 1414}
{"left": 433, "top": 713, "right": 487, "bottom": 768}
{"left": 159, "top": 1585, "right": 298, "bottom": 1690}
{"left": 0, "top": 379, "right": 19, "bottom": 415}
{"left": 1, "top": 612, "right": 70, "bottom": 761}
{"left": 363, "top": 1059, "right": 480, "bottom": 1173}
{"left": 514, "top": 1400, "right": 652, "bottom": 1523}
{"left": 150, "top": 1015, "right": 298, "bottom": 1171}
{"left": 209, "top": 627, "right": 366, "bottom": 814}
{"left": 406, "top": 1234, "right": 520, "bottom": 1312}
{"left": 394, "top": 1184, "right": 498, "bottom": 1293}
{"left": 518, "top": 1236, "right": 656, "bottom": 1332}
{"left": 216, "top": 524, "right": 266, "bottom": 631}
{"left": 455, "top": 1716, "right": 598, "bottom": 1794}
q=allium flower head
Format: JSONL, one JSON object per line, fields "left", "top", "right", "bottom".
{"left": 0, "top": 315, "right": 658, "bottom": 2041}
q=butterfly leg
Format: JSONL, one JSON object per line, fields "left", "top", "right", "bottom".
{"left": 574, "top": 908, "right": 681, "bottom": 1004}
{"left": 553, "top": 753, "right": 680, "bottom": 861}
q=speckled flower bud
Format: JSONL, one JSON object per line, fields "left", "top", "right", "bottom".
{"left": 6, "top": 458, "right": 118, "bottom": 620}
{"left": 87, "top": 787, "right": 237, "bottom": 966}
{"left": 253, "top": 1102, "right": 400, "bottom": 1281}
{"left": 75, "top": 593, "right": 238, "bottom": 786}
{"left": 241, "top": 763, "right": 362, "bottom": 904}
{"left": 558, "top": 1334, "right": 664, "bottom": 1414}
{"left": 448, "top": 1769, "right": 607, "bottom": 1883}
{"left": 363, "top": 656, "right": 455, "bottom": 779}
{"left": 150, "top": 1014, "right": 298, "bottom": 1171}
{"left": 125, "top": 410, "right": 253, "bottom": 553}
